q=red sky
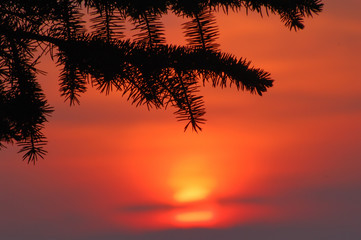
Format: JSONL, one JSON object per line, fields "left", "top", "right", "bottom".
{"left": 1, "top": 0, "right": 361, "bottom": 239}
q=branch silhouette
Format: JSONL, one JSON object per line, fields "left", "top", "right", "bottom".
{"left": 0, "top": 0, "right": 323, "bottom": 163}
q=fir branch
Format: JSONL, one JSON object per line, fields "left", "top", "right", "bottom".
{"left": 58, "top": 60, "right": 87, "bottom": 105}
{"left": 0, "top": 34, "right": 53, "bottom": 163}
{"left": 51, "top": 0, "right": 85, "bottom": 40}
{"left": 0, "top": 0, "right": 324, "bottom": 162}
{"left": 182, "top": 7, "right": 219, "bottom": 50}
{"left": 132, "top": 12, "right": 166, "bottom": 47}
{"left": 172, "top": 72, "right": 206, "bottom": 132}
{"left": 90, "top": 2, "right": 125, "bottom": 41}
{"left": 18, "top": 134, "right": 48, "bottom": 164}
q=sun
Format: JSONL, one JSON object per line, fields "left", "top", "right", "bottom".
{"left": 174, "top": 187, "right": 209, "bottom": 203}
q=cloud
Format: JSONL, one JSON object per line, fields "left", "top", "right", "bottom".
{"left": 79, "top": 223, "right": 361, "bottom": 240}
{"left": 117, "top": 203, "right": 175, "bottom": 213}
{"left": 116, "top": 195, "right": 268, "bottom": 214}
{"left": 217, "top": 196, "right": 267, "bottom": 205}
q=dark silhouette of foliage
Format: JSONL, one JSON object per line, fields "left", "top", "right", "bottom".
{"left": 0, "top": 0, "right": 323, "bottom": 163}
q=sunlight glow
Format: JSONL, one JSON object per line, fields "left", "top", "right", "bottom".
{"left": 174, "top": 187, "right": 209, "bottom": 203}
{"left": 175, "top": 211, "right": 213, "bottom": 222}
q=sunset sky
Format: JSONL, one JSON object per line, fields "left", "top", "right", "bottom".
{"left": 1, "top": 0, "right": 361, "bottom": 239}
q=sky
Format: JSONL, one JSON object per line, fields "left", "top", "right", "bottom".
{"left": 1, "top": 0, "right": 361, "bottom": 239}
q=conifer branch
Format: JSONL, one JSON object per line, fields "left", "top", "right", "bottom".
{"left": 182, "top": 7, "right": 219, "bottom": 50}
{"left": 0, "top": 0, "right": 323, "bottom": 162}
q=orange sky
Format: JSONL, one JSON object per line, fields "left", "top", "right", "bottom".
{"left": 1, "top": 1, "right": 361, "bottom": 239}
